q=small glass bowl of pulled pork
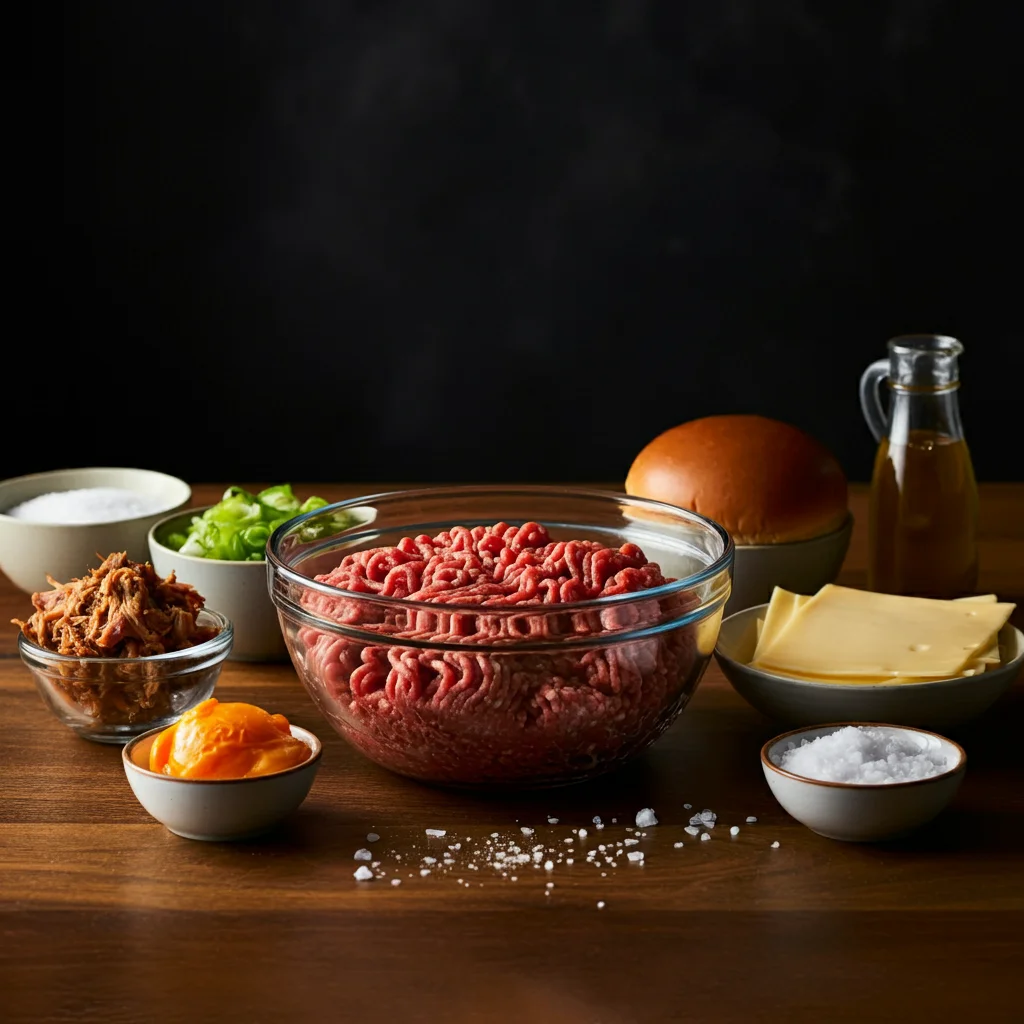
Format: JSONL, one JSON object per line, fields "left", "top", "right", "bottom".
{"left": 12, "top": 552, "right": 233, "bottom": 743}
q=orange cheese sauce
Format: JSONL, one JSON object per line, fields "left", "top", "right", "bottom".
{"left": 149, "top": 698, "right": 310, "bottom": 779}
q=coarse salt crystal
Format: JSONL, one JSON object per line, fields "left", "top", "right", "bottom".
{"left": 420, "top": 869, "right": 431, "bottom": 877}
{"left": 683, "top": 803, "right": 692, "bottom": 810}
{"left": 353, "top": 866, "right": 373, "bottom": 881}
{"left": 684, "top": 826, "right": 700, "bottom": 836}
{"left": 578, "top": 828, "right": 588, "bottom": 838}
{"left": 422, "top": 856, "right": 437, "bottom": 865}
{"left": 700, "top": 833, "right": 710, "bottom": 842}
{"left": 564, "top": 838, "right": 574, "bottom": 844}
{"left": 626, "top": 851, "right": 644, "bottom": 863}
{"left": 425, "top": 829, "right": 446, "bottom": 837}
{"left": 592, "top": 816, "right": 602, "bottom": 825}
{"left": 566, "top": 858, "right": 574, "bottom": 865}
{"left": 771, "top": 841, "right": 780, "bottom": 848}
{"left": 366, "top": 832, "right": 380, "bottom": 842}
{"left": 521, "top": 827, "right": 534, "bottom": 836}
{"left": 624, "top": 838, "right": 639, "bottom": 846}
{"left": 746, "top": 816, "right": 758, "bottom": 823}
{"left": 544, "top": 860, "right": 554, "bottom": 871}
{"left": 547, "top": 817, "right": 559, "bottom": 824}
{"left": 773, "top": 725, "right": 953, "bottom": 784}
{"left": 688, "top": 814, "right": 704, "bottom": 826}
{"left": 700, "top": 809, "right": 717, "bottom": 823}
{"left": 673, "top": 841, "right": 684, "bottom": 849}
{"left": 730, "top": 826, "right": 740, "bottom": 836}
{"left": 353, "top": 849, "right": 372, "bottom": 861}
{"left": 391, "top": 878, "right": 401, "bottom": 886}
{"left": 635, "top": 808, "right": 658, "bottom": 828}
{"left": 546, "top": 882, "right": 554, "bottom": 889}
{"left": 490, "top": 832, "right": 500, "bottom": 838}
{"left": 597, "top": 900, "right": 606, "bottom": 909}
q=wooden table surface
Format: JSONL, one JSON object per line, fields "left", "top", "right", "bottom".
{"left": 2, "top": 483, "right": 1022, "bottom": 1023}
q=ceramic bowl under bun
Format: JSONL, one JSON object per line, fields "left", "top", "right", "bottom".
{"left": 148, "top": 506, "right": 287, "bottom": 662}
{"left": 728, "top": 515, "right": 853, "bottom": 612}
{"left": 761, "top": 723, "right": 966, "bottom": 842}
{"left": 625, "top": 415, "right": 851, "bottom": 611}
{"left": 0, "top": 467, "right": 191, "bottom": 593}
{"left": 122, "top": 722, "right": 322, "bottom": 841}
{"left": 715, "top": 603, "right": 1024, "bottom": 730}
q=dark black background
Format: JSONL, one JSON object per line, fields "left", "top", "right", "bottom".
{"left": 25, "top": 2, "right": 1024, "bottom": 484}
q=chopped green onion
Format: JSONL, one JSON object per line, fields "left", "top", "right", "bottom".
{"left": 165, "top": 483, "right": 342, "bottom": 561}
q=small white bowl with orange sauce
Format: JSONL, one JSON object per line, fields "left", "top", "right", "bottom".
{"left": 122, "top": 704, "right": 322, "bottom": 841}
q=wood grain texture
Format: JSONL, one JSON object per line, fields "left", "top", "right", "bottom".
{"left": 2, "top": 483, "right": 1022, "bottom": 1023}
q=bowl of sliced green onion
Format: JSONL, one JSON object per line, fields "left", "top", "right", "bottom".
{"left": 148, "top": 485, "right": 353, "bottom": 662}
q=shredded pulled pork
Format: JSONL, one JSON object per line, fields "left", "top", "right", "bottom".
{"left": 13, "top": 552, "right": 219, "bottom": 657}
{"left": 12, "top": 553, "right": 223, "bottom": 729}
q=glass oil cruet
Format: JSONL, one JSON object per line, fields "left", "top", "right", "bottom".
{"left": 859, "top": 334, "right": 979, "bottom": 598}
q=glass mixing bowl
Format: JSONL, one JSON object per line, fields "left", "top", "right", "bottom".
{"left": 268, "top": 487, "right": 733, "bottom": 788}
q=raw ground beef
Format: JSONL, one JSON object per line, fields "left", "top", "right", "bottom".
{"left": 291, "top": 522, "right": 704, "bottom": 786}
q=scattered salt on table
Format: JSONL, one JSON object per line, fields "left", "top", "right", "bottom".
{"left": 521, "top": 827, "right": 534, "bottom": 836}
{"left": 391, "top": 878, "right": 401, "bottom": 886}
{"left": 353, "top": 849, "right": 372, "bottom": 861}
{"left": 420, "top": 869, "right": 431, "bottom": 877}
{"left": 673, "top": 841, "right": 684, "bottom": 849}
{"left": 544, "top": 860, "right": 554, "bottom": 871}
{"left": 774, "top": 726, "right": 952, "bottom": 784}
{"left": 746, "top": 816, "right": 758, "bottom": 823}
{"left": 700, "top": 833, "right": 710, "bottom": 842}
{"left": 635, "top": 808, "right": 658, "bottom": 828}
{"left": 578, "top": 828, "right": 588, "bottom": 838}
{"left": 730, "top": 826, "right": 740, "bottom": 836}
{"left": 771, "top": 841, "right": 780, "bottom": 849}
{"left": 425, "top": 828, "right": 446, "bottom": 837}
{"left": 626, "top": 851, "right": 644, "bottom": 863}
{"left": 684, "top": 826, "right": 700, "bottom": 836}
{"left": 353, "top": 866, "right": 373, "bottom": 881}
{"left": 596, "top": 901, "right": 606, "bottom": 909}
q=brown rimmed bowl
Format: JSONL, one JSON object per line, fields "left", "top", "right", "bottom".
{"left": 761, "top": 722, "right": 966, "bottom": 842}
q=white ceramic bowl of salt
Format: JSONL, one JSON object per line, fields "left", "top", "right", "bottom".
{"left": 0, "top": 467, "right": 192, "bottom": 593}
{"left": 761, "top": 723, "right": 966, "bottom": 842}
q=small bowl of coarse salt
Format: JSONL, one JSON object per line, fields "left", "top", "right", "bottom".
{"left": 0, "top": 467, "right": 191, "bottom": 593}
{"left": 761, "top": 722, "right": 966, "bottom": 842}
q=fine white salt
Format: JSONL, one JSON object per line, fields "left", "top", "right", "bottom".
{"left": 353, "top": 866, "right": 373, "bottom": 881}
{"left": 774, "top": 726, "right": 953, "bottom": 784}
{"left": 4, "top": 487, "right": 167, "bottom": 525}
{"left": 635, "top": 808, "right": 658, "bottom": 828}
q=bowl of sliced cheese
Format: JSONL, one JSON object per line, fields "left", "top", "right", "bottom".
{"left": 714, "top": 585, "right": 1022, "bottom": 731}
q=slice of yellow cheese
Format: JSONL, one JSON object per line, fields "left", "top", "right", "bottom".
{"left": 752, "top": 584, "right": 1015, "bottom": 678}
{"left": 750, "top": 587, "right": 812, "bottom": 663}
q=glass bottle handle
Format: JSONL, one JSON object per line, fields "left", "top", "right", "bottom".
{"left": 859, "top": 359, "right": 890, "bottom": 443}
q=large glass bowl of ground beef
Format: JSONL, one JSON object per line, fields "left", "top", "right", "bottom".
{"left": 268, "top": 488, "right": 733, "bottom": 788}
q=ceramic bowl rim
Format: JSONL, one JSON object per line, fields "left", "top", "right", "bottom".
{"left": 122, "top": 722, "right": 323, "bottom": 784}
{"left": 0, "top": 467, "right": 192, "bottom": 527}
{"left": 149, "top": 504, "right": 276, "bottom": 568}
{"left": 716, "top": 604, "right": 1023, "bottom": 692}
{"left": 732, "top": 511, "right": 854, "bottom": 551}
{"left": 17, "top": 608, "right": 233, "bottom": 667}
{"left": 761, "top": 721, "right": 967, "bottom": 790}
